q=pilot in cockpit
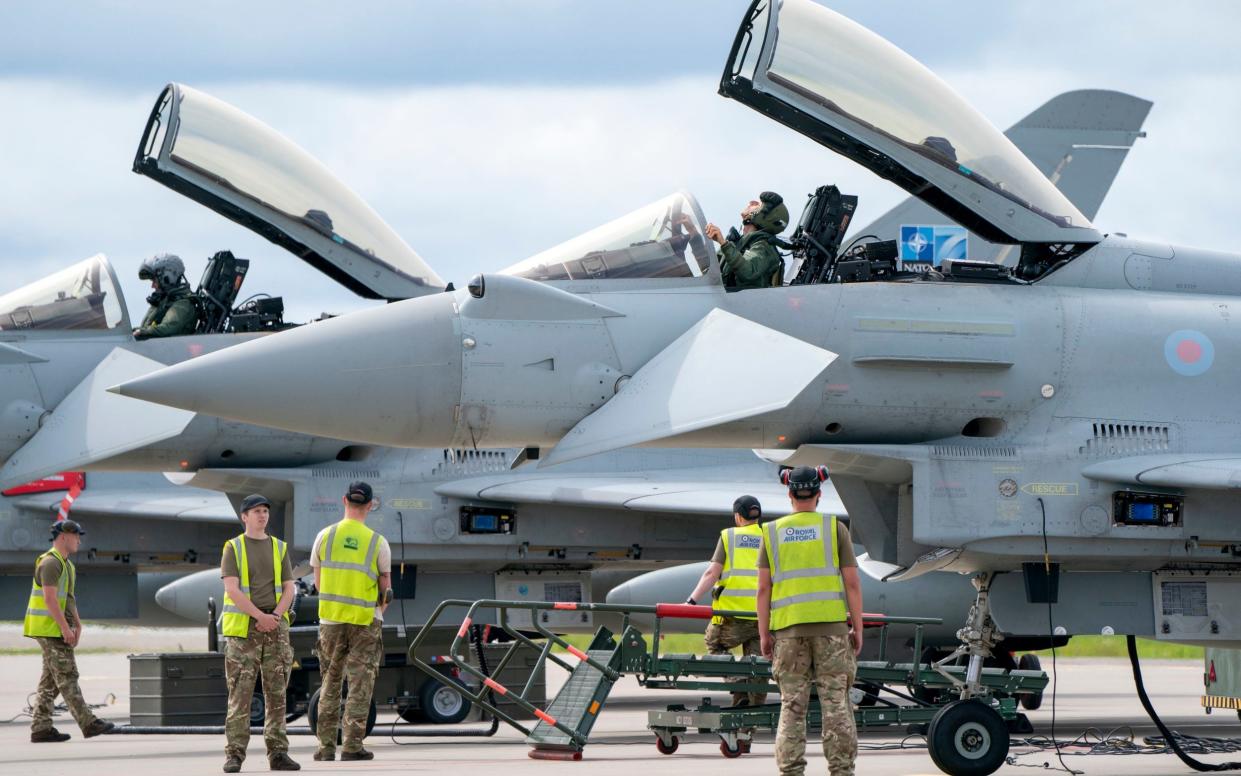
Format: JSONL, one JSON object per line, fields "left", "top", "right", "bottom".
{"left": 133, "top": 253, "right": 199, "bottom": 340}
{"left": 705, "top": 192, "right": 788, "bottom": 289}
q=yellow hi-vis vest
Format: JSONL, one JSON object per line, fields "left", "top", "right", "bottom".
{"left": 23, "top": 547, "right": 74, "bottom": 638}
{"left": 764, "top": 512, "right": 846, "bottom": 631}
{"left": 220, "top": 534, "right": 289, "bottom": 638}
{"left": 317, "top": 519, "right": 380, "bottom": 626}
{"left": 712, "top": 523, "right": 763, "bottom": 624}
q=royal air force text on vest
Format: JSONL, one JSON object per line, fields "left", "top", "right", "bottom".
{"left": 782, "top": 526, "right": 821, "bottom": 543}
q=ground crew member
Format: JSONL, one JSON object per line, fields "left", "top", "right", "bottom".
{"left": 686, "top": 494, "right": 767, "bottom": 706}
{"left": 310, "top": 481, "right": 392, "bottom": 762}
{"left": 705, "top": 191, "right": 789, "bottom": 288}
{"left": 24, "top": 519, "right": 115, "bottom": 743}
{"left": 758, "top": 466, "right": 864, "bottom": 776}
{"left": 134, "top": 253, "right": 198, "bottom": 339}
{"left": 220, "top": 494, "right": 299, "bottom": 773}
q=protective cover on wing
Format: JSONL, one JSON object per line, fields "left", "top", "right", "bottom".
{"left": 543, "top": 309, "right": 838, "bottom": 465}
{"left": 1082, "top": 455, "right": 1241, "bottom": 490}
{"left": 0, "top": 348, "right": 195, "bottom": 489}
{"left": 134, "top": 84, "right": 443, "bottom": 301}
{"left": 721, "top": 0, "right": 1101, "bottom": 246}
{"left": 5, "top": 487, "right": 236, "bottom": 524}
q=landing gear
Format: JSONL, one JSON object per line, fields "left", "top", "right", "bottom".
{"left": 932, "top": 572, "right": 1001, "bottom": 700}
{"left": 927, "top": 699, "right": 1010, "bottom": 776}
{"left": 1017, "top": 654, "right": 1044, "bottom": 710}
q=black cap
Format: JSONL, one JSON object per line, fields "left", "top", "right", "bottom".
{"left": 50, "top": 519, "right": 86, "bottom": 539}
{"left": 239, "top": 494, "right": 271, "bottom": 514}
{"left": 346, "top": 481, "right": 374, "bottom": 505}
{"left": 783, "top": 465, "right": 827, "bottom": 498}
{"left": 733, "top": 495, "right": 762, "bottom": 522}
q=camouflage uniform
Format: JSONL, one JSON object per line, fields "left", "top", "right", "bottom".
{"left": 31, "top": 636, "right": 99, "bottom": 734}
{"left": 224, "top": 620, "right": 294, "bottom": 761}
{"left": 772, "top": 634, "right": 857, "bottom": 776}
{"left": 704, "top": 617, "right": 767, "bottom": 706}
{"left": 314, "top": 620, "right": 382, "bottom": 755}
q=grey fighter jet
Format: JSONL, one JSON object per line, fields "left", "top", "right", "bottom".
{"left": 117, "top": 0, "right": 1241, "bottom": 680}
{"left": 0, "top": 79, "right": 1143, "bottom": 632}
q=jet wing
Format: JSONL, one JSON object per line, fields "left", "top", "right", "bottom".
{"left": 721, "top": 0, "right": 1101, "bottom": 247}
{"left": 437, "top": 475, "right": 845, "bottom": 516}
{"left": 0, "top": 348, "right": 195, "bottom": 490}
{"left": 133, "top": 84, "right": 443, "bottom": 301}
{"left": 1082, "top": 455, "right": 1241, "bottom": 490}
{"left": 6, "top": 488, "right": 237, "bottom": 524}
{"left": 543, "top": 308, "right": 837, "bottom": 466}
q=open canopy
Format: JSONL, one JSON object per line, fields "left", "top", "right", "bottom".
{"left": 134, "top": 84, "right": 443, "bottom": 301}
{"left": 720, "top": 0, "right": 1101, "bottom": 248}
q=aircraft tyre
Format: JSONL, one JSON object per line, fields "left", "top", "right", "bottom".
{"left": 926, "top": 699, "right": 1009, "bottom": 776}
{"left": 417, "top": 678, "right": 471, "bottom": 724}
{"left": 1017, "top": 654, "right": 1043, "bottom": 711}
{"left": 307, "top": 686, "right": 377, "bottom": 742}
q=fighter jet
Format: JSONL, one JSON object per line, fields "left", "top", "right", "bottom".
{"left": 117, "top": 0, "right": 1241, "bottom": 689}
{"left": 0, "top": 77, "right": 1145, "bottom": 631}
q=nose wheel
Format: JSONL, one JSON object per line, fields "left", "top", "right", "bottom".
{"left": 927, "top": 699, "right": 1010, "bottom": 776}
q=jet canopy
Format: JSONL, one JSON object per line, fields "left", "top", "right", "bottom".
{"left": 134, "top": 84, "right": 443, "bottom": 300}
{"left": 721, "top": 0, "right": 1101, "bottom": 248}
{"left": 0, "top": 255, "right": 128, "bottom": 332}
{"left": 502, "top": 191, "right": 717, "bottom": 282}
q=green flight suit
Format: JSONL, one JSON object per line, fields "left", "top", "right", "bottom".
{"left": 719, "top": 231, "right": 782, "bottom": 289}
{"left": 135, "top": 285, "right": 198, "bottom": 339}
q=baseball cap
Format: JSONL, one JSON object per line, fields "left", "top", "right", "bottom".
{"left": 733, "top": 495, "right": 762, "bottom": 521}
{"left": 346, "top": 481, "right": 374, "bottom": 504}
{"left": 239, "top": 494, "right": 271, "bottom": 514}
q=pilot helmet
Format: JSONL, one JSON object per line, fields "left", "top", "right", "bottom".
{"left": 745, "top": 191, "right": 790, "bottom": 234}
{"left": 139, "top": 253, "right": 186, "bottom": 289}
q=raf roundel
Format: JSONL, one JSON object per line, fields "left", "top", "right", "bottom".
{"left": 1164, "top": 330, "right": 1214, "bottom": 376}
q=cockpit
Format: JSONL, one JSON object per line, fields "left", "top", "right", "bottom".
{"left": 501, "top": 192, "right": 714, "bottom": 282}
{"left": 0, "top": 255, "right": 128, "bottom": 332}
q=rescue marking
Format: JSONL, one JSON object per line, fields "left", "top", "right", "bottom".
{"left": 1021, "top": 483, "right": 1078, "bottom": 497}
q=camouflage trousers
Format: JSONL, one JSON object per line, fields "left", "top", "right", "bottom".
{"left": 224, "top": 620, "right": 293, "bottom": 760}
{"left": 704, "top": 617, "right": 767, "bottom": 705}
{"left": 772, "top": 634, "right": 857, "bottom": 776}
{"left": 315, "top": 620, "right": 382, "bottom": 754}
{"left": 31, "top": 637, "right": 98, "bottom": 734}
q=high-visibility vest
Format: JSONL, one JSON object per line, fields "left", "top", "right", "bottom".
{"left": 712, "top": 523, "right": 763, "bottom": 624}
{"left": 23, "top": 548, "right": 74, "bottom": 638}
{"left": 220, "top": 534, "right": 289, "bottom": 638}
{"left": 317, "top": 519, "right": 380, "bottom": 626}
{"left": 764, "top": 512, "right": 846, "bottom": 631}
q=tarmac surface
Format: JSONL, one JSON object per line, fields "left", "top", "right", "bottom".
{"left": 1, "top": 645, "right": 1240, "bottom": 775}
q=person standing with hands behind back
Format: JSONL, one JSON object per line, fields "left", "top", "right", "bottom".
{"left": 219, "top": 494, "right": 299, "bottom": 773}
{"left": 757, "top": 466, "right": 864, "bottom": 776}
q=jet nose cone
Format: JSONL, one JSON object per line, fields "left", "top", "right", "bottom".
{"left": 114, "top": 293, "right": 463, "bottom": 446}
{"left": 153, "top": 581, "right": 175, "bottom": 613}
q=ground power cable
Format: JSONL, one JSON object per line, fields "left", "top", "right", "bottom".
{"left": 1127, "top": 634, "right": 1241, "bottom": 771}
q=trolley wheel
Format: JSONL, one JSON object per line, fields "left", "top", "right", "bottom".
{"left": 307, "top": 686, "right": 378, "bottom": 743}
{"left": 655, "top": 735, "right": 679, "bottom": 755}
{"left": 1017, "top": 654, "right": 1044, "bottom": 711}
{"left": 720, "top": 740, "right": 744, "bottom": 758}
{"left": 418, "top": 678, "right": 471, "bottom": 725}
{"left": 927, "top": 700, "right": 1010, "bottom": 776}
{"left": 739, "top": 739, "right": 751, "bottom": 754}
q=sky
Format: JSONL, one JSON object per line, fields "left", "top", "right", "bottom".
{"left": 2, "top": 1, "right": 1239, "bottom": 322}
